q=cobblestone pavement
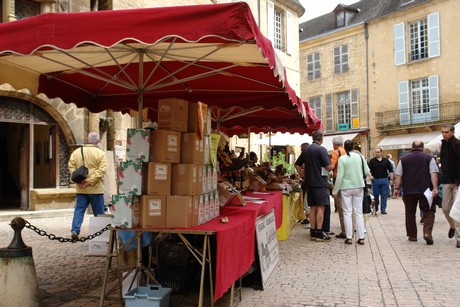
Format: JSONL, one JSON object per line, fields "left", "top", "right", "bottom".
{"left": 1, "top": 197, "right": 460, "bottom": 306}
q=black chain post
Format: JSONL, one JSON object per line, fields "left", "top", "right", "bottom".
{"left": 23, "top": 220, "right": 110, "bottom": 243}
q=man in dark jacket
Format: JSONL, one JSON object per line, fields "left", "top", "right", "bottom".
{"left": 440, "top": 123, "right": 460, "bottom": 248}
{"left": 394, "top": 140, "right": 439, "bottom": 244}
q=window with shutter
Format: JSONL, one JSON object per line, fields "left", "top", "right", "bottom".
{"left": 394, "top": 12, "right": 440, "bottom": 65}
{"left": 428, "top": 12, "right": 440, "bottom": 58}
{"left": 307, "top": 52, "right": 321, "bottom": 80}
{"left": 394, "top": 22, "right": 406, "bottom": 65}
{"left": 409, "top": 18, "right": 428, "bottom": 62}
{"left": 333, "top": 44, "right": 348, "bottom": 74}
{"left": 337, "top": 92, "right": 351, "bottom": 129}
{"left": 398, "top": 81, "right": 410, "bottom": 125}
{"left": 351, "top": 89, "right": 359, "bottom": 128}
{"left": 308, "top": 96, "right": 322, "bottom": 120}
{"left": 325, "top": 94, "right": 333, "bottom": 132}
{"left": 268, "top": 2, "right": 290, "bottom": 53}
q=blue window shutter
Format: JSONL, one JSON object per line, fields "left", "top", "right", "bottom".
{"left": 394, "top": 23, "right": 406, "bottom": 65}
{"left": 268, "top": 1, "right": 275, "bottom": 48}
{"left": 428, "top": 12, "right": 440, "bottom": 58}
{"left": 398, "top": 81, "right": 410, "bottom": 125}
{"left": 429, "top": 75, "right": 439, "bottom": 121}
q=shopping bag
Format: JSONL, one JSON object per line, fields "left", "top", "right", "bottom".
{"left": 449, "top": 188, "right": 460, "bottom": 223}
{"left": 362, "top": 194, "right": 372, "bottom": 214}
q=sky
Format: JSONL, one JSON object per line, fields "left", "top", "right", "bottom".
{"left": 299, "top": 0, "right": 358, "bottom": 22}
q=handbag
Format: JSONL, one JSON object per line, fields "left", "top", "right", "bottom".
{"left": 360, "top": 155, "right": 371, "bottom": 214}
{"left": 71, "top": 147, "right": 88, "bottom": 183}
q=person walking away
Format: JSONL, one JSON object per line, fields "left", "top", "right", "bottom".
{"left": 393, "top": 140, "right": 439, "bottom": 244}
{"left": 332, "top": 140, "right": 370, "bottom": 245}
{"left": 368, "top": 147, "right": 394, "bottom": 214}
{"left": 387, "top": 154, "right": 396, "bottom": 198}
{"left": 68, "top": 132, "right": 107, "bottom": 240}
{"left": 302, "top": 130, "right": 334, "bottom": 242}
{"left": 295, "top": 142, "right": 310, "bottom": 227}
{"left": 330, "top": 136, "right": 347, "bottom": 239}
{"left": 439, "top": 123, "right": 460, "bottom": 248}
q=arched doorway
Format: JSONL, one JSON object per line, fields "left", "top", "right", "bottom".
{"left": 0, "top": 96, "right": 71, "bottom": 210}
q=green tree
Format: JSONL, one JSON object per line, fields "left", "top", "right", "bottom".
{"left": 263, "top": 152, "right": 296, "bottom": 175}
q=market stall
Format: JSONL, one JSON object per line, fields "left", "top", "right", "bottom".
{"left": 101, "top": 192, "right": 283, "bottom": 306}
{"left": 0, "top": 3, "right": 317, "bottom": 306}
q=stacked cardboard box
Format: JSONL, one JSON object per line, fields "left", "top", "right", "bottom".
{"left": 111, "top": 98, "right": 219, "bottom": 229}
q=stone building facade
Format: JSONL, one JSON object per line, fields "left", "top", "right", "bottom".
{"left": 299, "top": 0, "right": 460, "bottom": 161}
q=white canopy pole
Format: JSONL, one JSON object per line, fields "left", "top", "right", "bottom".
{"left": 137, "top": 51, "right": 144, "bottom": 129}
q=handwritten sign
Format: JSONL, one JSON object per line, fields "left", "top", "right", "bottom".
{"left": 255, "top": 209, "right": 279, "bottom": 289}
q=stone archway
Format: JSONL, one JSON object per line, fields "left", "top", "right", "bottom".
{"left": 0, "top": 85, "right": 81, "bottom": 210}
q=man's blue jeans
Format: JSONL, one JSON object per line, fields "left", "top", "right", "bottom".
{"left": 372, "top": 178, "right": 389, "bottom": 213}
{"left": 71, "top": 193, "right": 105, "bottom": 234}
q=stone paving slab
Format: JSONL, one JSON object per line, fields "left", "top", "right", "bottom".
{"left": 1, "top": 197, "right": 460, "bottom": 306}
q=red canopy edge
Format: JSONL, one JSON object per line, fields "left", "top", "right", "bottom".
{"left": 0, "top": 2, "right": 321, "bottom": 133}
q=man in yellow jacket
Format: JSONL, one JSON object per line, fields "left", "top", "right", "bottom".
{"left": 68, "top": 132, "right": 107, "bottom": 240}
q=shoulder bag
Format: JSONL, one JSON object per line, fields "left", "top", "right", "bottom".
{"left": 71, "top": 147, "right": 88, "bottom": 183}
{"left": 360, "top": 155, "right": 372, "bottom": 214}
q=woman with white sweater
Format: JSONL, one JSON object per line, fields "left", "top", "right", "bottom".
{"left": 332, "top": 140, "right": 371, "bottom": 245}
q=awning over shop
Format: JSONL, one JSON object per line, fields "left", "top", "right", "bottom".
{"left": 252, "top": 132, "right": 360, "bottom": 151}
{"left": 322, "top": 132, "right": 359, "bottom": 152}
{"left": 377, "top": 131, "right": 440, "bottom": 150}
{"left": 252, "top": 133, "right": 312, "bottom": 146}
{"left": 425, "top": 123, "right": 460, "bottom": 152}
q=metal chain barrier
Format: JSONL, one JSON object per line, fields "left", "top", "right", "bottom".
{"left": 24, "top": 220, "right": 110, "bottom": 243}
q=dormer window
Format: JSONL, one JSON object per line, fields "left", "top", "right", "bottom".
{"left": 334, "top": 4, "right": 359, "bottom": 28}
{"left": 336, "top": 11, "right": 345, "bottom": 27}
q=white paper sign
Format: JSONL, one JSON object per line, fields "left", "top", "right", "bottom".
{"left": 255, "top": 209, "right": 279, "bottom": 289}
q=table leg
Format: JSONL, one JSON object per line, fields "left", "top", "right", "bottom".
{"left": 100, "top": 228, "right": 117, "bottom": 307}
{"left": 206, "top": 237, "right": 214, "bottom": 306}
{"left": 198, "top": 234, "right": 208, "bottom": 307}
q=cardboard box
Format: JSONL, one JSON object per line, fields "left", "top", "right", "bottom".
{"left": 203, "top": 136, "right": 210, "bottom": 165}
{"left": 213, "top": 190, "right": 220, "bottom": 218}
{"left": 140, "top": 195, "right": 166, "bottom": 228}
{"left": 118, "top": 161, "right": 145, "bottom": 195}
{"left": 204, "top": 193, "right": 210, "bottom": 223}
{"left": 188, "top": 102, "right": 207, "bottom": 135}
{"left": 180, "top": 133, "right": 204, "bottom": 164}
{"left": 217, "top": 181, "right": 246, "bottom": 207}
{"left": 206, "top": 165, "right": 212, "bottom": 193}
{"left": 204, "top": 107, "right": 212, "bottom": 136}
{"left": 126, "top": 129, "right": 150, "bottom": 162}
{"left": 111, "top": 194, "right": 138, "bottom": 228}
{"left": 171, "top": 164, "right": 198, "bottom": 195}
{"left": 197, "top": 194, "right": 206, "bottom": 225}
{"left": 166, "top": 196, "right": 193, "bottom": 228}
{"left": 149, "top": 129, "right": 181, "bottom": 163}
{"left": 197, "top": 165, "right": 205, "bottom": 195}
{"left": 191, "top": 195, "right": 199, "bottom": 226}
{"left": 158, "top": 98, "right": 189, "bottom": 132}
{"left": 146, "top": 162, "right": 171, "bottom": 195}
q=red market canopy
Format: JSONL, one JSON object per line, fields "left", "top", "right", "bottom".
{"left": 214, "top": 103, "right": 314, "bottom": 136}
{"left": 0, "top": 2, "right": 320, "bottom": 133}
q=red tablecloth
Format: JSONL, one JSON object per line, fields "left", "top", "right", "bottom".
{"left": 190, "top": 190, "right": 283, "bottom": 301}
{"left": 230, "top": 191, "right": 283, "bottom": 229}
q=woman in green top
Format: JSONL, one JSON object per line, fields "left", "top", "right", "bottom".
{"left": 332, "top": 140, "right": 371, "bottom": 245}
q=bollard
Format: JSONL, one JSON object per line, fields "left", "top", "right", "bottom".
{"left": 0, "top": 217, "right": 40, "bottom": 307}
